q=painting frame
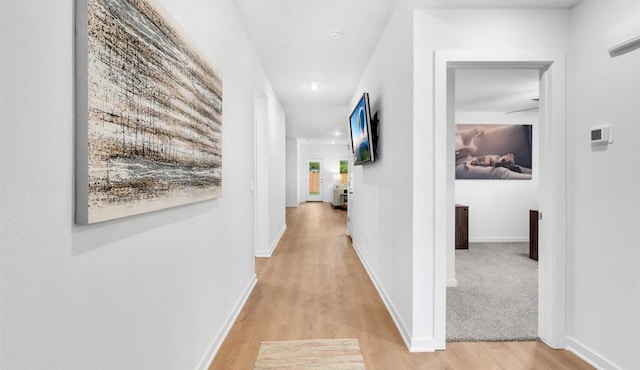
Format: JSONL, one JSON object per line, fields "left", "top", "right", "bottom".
{"left": 455, "top": 124, "right": 533, "bottom": 180}
{"left": 76, "top": 0, "right": 223, "bottom": 224}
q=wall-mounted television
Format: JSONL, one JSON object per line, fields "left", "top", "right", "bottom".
{"left": 349, "top": 92, "right": 376, "bottom": 165}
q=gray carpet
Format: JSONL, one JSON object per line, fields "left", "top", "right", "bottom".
{"left": 447, "top": 242, "right": 538, "bottom": 342}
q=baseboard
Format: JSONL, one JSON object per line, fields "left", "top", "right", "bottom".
{"left": 566, "top": 337, "right": 622, "bottom": 370}
{"left": 351, "top": 241, "right": 436, "bottom": 353}
{"left": 255, "top": 224, "right": 287, "bottom": 258}
{"left": 196, "top": 275, "right": 257, "bottom": 370}
{"left": 409, "top": 337, "right": 437, "bottom": 352}
{"left": 469, "top": 237, "right": 529, "bottom": 243}
{"left": 447, "top": 279, "right": 458, "bottom": 287}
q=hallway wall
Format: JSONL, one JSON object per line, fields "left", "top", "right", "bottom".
{"left": 567, "top": 0, "right": 640, "bottom": 368}
{"left": 285, "top": 138, "right": 300, "bottom": 207}
{"left": 0, "top": 0, "right": 284, "bottom": 369}
{"left": 348, "top": 0, "right": 417, "bottom": 349}
{"left": 255, "top": 94, "right": 287, "bottom": 257}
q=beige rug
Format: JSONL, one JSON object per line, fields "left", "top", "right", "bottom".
{"left": 253, "top": 338, "right": 366, "bottom": 369}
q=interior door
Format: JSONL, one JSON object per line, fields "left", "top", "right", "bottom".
{"left": 306, "top": 159, "right": 323, "bottom": 202}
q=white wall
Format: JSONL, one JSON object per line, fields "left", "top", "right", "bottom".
{"left": 0, "top": 0, "right": 284, "bottom": 369}
{"left": 255, "top": 92, "right": 287, "bottom": 257}
{"left": 285, "top": 138, "right": 299, "bottom": 207}
{"left": 267, "top": 99, "right": 286, "bottom": 253}
{"left": 348, "top": 0, "right": 417, "bottom": 349}
{"left": 298, "top": 143, "right": 351, "bottom": 203}
{"left": 455, "top": 110, "right": 539, "bottom": 242}
{"left": 566, "top": 0, "right": 640, "bottom": 369}
{"left": 255, "top": 97, "right": 270, "bottom": 257}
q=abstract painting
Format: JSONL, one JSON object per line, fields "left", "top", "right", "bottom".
{"left": 455, "top": 124, "right": 532, "bottom": 180}
{"left": 76, "top": 0, "right": 223, "bottom": 224}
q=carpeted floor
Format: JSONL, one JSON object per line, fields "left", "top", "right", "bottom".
{"left": 447, "top": 242, "right": 538, "bottom": 342}
{"left": 253, "top": 338, "right": 366, "bottom": 369}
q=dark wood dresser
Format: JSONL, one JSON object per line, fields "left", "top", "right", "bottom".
{"left": 529, "top": 210, "right": 539, "bottom": 261}
{"left": 455, "top": 204, "right": 469, "bottom": 250}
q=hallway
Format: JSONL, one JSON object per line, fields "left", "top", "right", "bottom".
{"left": 210, "top": 203, "right": 590, "bottom": 369}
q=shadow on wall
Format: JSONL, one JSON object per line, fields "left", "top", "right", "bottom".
{"left": 72, "top": 200, "right": 217, "bottom": 255}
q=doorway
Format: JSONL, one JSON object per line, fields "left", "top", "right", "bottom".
{"left": 448, "top": 68, "right": 540, "bottom": 342}
{"left": 432, "top": 51, "right": 567, "bottom": 350}
{"left": 306, "top": 158, "right": 324, "bottom": 202}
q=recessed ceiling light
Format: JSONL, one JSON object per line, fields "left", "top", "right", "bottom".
{"left": 329, "top": 31, "right": 342, "bottom": 40}
{"left": 310, "top": 82, "right": 319, "bottom": 91}
{"left": 335, "top": 131, "right": 341, "bottom": 136}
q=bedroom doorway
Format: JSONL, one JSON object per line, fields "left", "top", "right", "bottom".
{"left": 448, "top": 68, "right": 540, "bottom": 342}
{"left": 433, "top": 51, "right": 568, "bottom": 350}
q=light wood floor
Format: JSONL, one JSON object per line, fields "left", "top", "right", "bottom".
{"left": 210, "top": 202, "right": 592, "bottom": 369}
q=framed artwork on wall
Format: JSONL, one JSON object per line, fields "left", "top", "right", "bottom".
{"left": 455, "top": 124, "right": 532, "bottom": 180}
{"left": 76, "top": 0, "right": 223, "bottom": 224}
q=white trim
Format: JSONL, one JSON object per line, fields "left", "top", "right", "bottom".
{"left": 196, "top": 275, "right": 257, "bottom": 370}
{"left": 352, "top": 241, "right": 436, "bottom": 352}
{"left": 468, "top": 237, "right": 529, "bottom": 243}
{"left": 433, "top": 50, "right": 567, "bottom": 350}
{"left": 409, "top": 337, "right": 437, "bottom": 353}
{"left": 256, "top": 224, "right": 287, "bottom": 258}
{"left": 537, "top": 53, "right": 568, "bottom": 349}
{"left": 566, "top": 337, "right": 622, "bottom": 370}
{"left": 446, "top": 279, "right": 458, "bottom": 287}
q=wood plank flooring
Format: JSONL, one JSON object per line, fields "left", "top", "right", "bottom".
{"left": 210, "top": 202, "right": 592, "bottom": 369}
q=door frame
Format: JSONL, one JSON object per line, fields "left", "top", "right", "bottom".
{"left": 305, "top": 158, "right": 324, "bottom": 202}
{"left": 432, "top": 50, "right": 567, "bottom": 349}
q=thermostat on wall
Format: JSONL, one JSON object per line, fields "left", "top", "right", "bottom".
{"left": 590, "top": 125, "right": 614, "bottom": 145}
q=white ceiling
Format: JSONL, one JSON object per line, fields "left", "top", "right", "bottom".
{"left": 231, "top": 0, "right": 398, "bottom": 144}
{"left": 230, "top": 0, "right": 581, "bottom": 143}
{"left": 455, "top": 69, "right": 540, "bottom": 113}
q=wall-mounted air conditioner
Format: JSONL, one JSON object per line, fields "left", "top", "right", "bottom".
{"left": 608, "top": 18, "right": 640, "bottom": 57}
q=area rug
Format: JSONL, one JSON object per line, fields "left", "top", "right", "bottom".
{"left": 253, "top": 338, "right": 366, "bottom": 369}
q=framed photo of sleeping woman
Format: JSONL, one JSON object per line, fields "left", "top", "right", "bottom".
{"left": 455, "top": 124, "right": 533, "bottom": 180}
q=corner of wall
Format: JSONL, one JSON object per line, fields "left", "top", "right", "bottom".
{"left": 197, "top": 275, "right": 257, "bottom": 370}
{"left": 255, "top": 224, "right": 286, "bottom": 258}
{"left": 351, "top": 241, "right": 416, "bottom": 351}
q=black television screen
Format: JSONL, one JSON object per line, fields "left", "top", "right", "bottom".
{"left": 349, "top": 93, "right": 375, "bottom": 165}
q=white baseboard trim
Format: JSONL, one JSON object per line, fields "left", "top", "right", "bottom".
{"left": 351, "top": 241, "right": 436, "bottom": 353}
{"left": 409, "top": 337, "right": 437, "bottom": 352}
{"left": 566, "top": 337, "right": 621, "bottom": 370}
{"left": 256, "top": 224, "right": 287, "bottom": 258}
{"left": 197, "top": 275, "right": 257, "bottom": 370}
{"left": 469, "top": 237, "right": 528, "bottom": 243}
{"left": 447, "top": 279, "right": 458, "bottom": 287}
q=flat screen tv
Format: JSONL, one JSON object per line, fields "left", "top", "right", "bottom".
{"left": 349, "top": 93, "right": 375, "bottom": 165}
